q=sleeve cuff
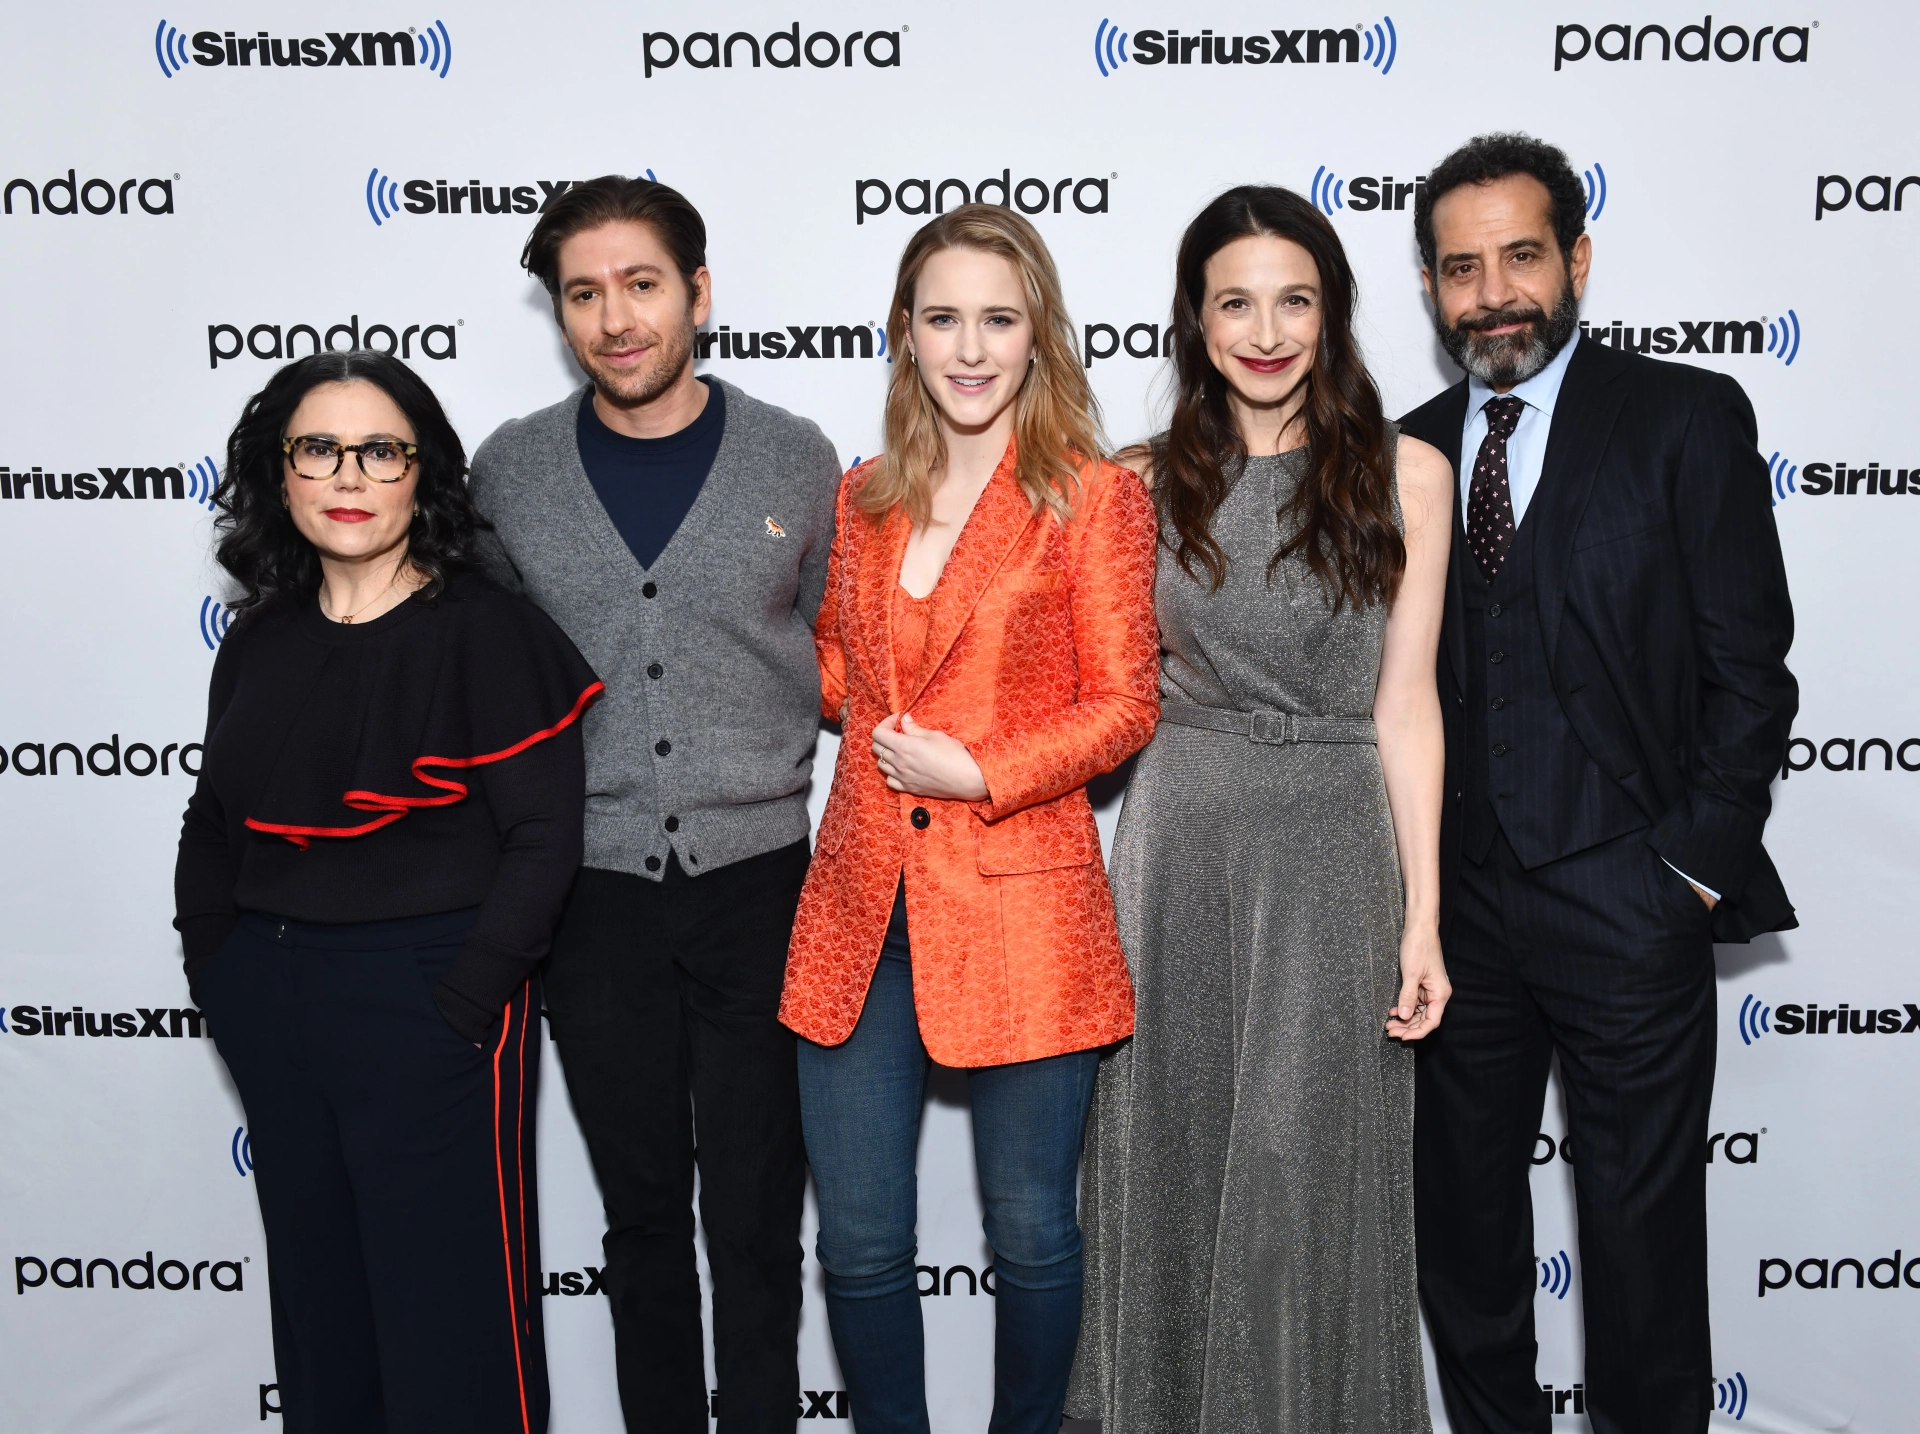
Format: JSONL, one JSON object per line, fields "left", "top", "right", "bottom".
{"left": 433, "top": 982, "right": 499, "bottom": 1047}
{"left": 176, "top": 915, "right": 237, "bottom": 992}
{"left": 1663, "top": 860, "right": 1721, "bottom": 902}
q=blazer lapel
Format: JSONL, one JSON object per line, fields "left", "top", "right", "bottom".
{"left": 852, "top": 504, "right": 911, "bottom": 710}
{"left": 909, "top": 446, "right": 1036, "bottom": 708}
{"left": 1528, "top": 337, "right": 1632, "bottom": 664}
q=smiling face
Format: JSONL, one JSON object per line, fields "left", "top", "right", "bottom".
{"left": 905, "top": 246, "right": 1035, "bottom": 436}
{"left": 1423, "top": 173, "right": 1590, "bottom": 389}
{"left": 1200, "top": 234, "right": 1322, "bottom": 423}
{"left": 280, "top": 380, "right": 418, "bottom": 567}
{"left": 556, "top": 219, "right": 712, "bottom": 408}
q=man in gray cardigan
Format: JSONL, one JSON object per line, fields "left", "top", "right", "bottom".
{"left": 469, "top": 176, "right": 839, "bottom": 1434}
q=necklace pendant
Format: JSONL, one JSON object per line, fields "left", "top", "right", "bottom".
{"left": 341, "top": 615, "right": 354, "bottom": 625}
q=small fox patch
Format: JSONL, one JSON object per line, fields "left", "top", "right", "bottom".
{"left": 765, "top": 517, "right": 787, "bottom": 538}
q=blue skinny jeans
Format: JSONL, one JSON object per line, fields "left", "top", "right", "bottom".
{"left": 796, "top": 896, "right": 1098, "bottom": 1434}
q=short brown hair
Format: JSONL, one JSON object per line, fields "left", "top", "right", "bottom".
{"left": 520, "top": 175, "right": 707, "bottom": 300}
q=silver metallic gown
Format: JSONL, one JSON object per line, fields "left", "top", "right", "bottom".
{"left": 1068, "top": 445, "right": 1430, "bottom": 1433}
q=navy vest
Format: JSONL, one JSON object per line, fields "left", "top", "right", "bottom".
{"left": 1459, "top": 508, "right": 1646, "bottom": 868}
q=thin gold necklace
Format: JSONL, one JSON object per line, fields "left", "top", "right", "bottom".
{"left": 321, "top": 565, "right": 409, "bottom": 625}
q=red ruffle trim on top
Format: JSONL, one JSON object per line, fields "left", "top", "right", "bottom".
{"left": 244, "top": 680, "right": 605, "bottom": 850}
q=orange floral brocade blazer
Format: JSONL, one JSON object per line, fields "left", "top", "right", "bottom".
{"left": 779, "top": 445, "right": 1160, "bottom": 1067}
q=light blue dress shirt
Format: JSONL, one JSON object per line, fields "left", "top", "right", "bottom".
{"left": 1456, "top": 332, "right": 1579, "bottom": 524}
{"left": 1454, "top": 334, "right": 1719, "bottom": 902}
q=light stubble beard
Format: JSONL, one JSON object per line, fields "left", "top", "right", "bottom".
{"left": 1434, "top": 269, "right": 1581, "bottom": 388}
{"left": 572, "top": 314, "right": 697, "bottom": 409}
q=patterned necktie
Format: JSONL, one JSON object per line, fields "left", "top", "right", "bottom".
{"left": 1465, "top": 395, "right": 1527, "bottom": 581}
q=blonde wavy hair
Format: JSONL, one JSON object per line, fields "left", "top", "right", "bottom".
{"left": 859, "top": 204, "right": 1105, "bottom": 526}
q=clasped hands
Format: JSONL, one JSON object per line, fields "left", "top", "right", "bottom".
{"left": 871, "top": 712, "right": 989, "bottom": 802}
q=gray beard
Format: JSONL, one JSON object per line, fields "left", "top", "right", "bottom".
{"left": 1437, "top": 282, "right": 1581, "bottom": 388}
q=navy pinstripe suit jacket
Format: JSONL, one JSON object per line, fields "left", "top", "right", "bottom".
{"left": 1401, "top": 336, "right": 1798, "bottom": 944}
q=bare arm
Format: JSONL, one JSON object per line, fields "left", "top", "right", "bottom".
{"left": 1376, "top": 432, "right": 1452, "bottom": 1041}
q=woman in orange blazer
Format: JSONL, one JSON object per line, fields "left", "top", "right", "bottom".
{"left": 780, "top": 204, "right": 1157, "bottom": 1434}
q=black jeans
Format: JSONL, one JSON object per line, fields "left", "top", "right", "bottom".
{"left": 1416, "top": 829, "right": 1717, "bottom": 1434}
{"left": 199, "top": 908, "right": 546, "bottom": 1434}
{"left": 545, "top": 841, "right": 810, "bottom": 1434}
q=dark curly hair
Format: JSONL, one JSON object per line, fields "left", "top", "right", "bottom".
{"left": 212, "top": 350, "right": 488, "bottom": 615}
{"left": 1157, "top": 186, "right": 1402, "bottom": 610}
{"left": 1415, "top": 132, "right": 1587, "bottom": 273}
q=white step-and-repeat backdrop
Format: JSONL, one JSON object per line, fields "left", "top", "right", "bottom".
{"left": 2, "top": 3, "right": 1913, "bottom": 1430}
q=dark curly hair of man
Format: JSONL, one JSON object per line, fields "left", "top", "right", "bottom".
{"left": 1414, "top": 133, "right": 1588, "bottom": 273}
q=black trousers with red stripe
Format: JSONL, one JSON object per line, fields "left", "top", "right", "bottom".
{"left": 199, "top": 909, "right": 547, "bottom": 1434}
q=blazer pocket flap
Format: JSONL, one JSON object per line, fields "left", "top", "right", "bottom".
{"left": 976, "top": 806, "right": 1098, "bottom": 875}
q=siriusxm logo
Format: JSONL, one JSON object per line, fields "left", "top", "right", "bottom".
{"left": 1815, "top": 173, "right": 1919, "bottom": 220}
{"left": 207, "top": 314, "right": 458, "bottom": 368}
{"left": 1554, "top": 18, "right": 1811, "bottom": 70}
{"left": 2, "top": 459, "right": 214, "bottom": 507}
{"left": 365, "top": 171, "right": 653, "bottom": 226}
{"left": 1714, "top": 1371, "right": 1750, "bottom": 1421}
{"left": 640, "top": 23, "right": 902, "bottom": 79}
{"left": 1758, "top": 1250, "right": 1920, "bottom": 1296}
{"left": 1766, "top": 451, "right": 1797, "bottom": 505}
{"left": 3, "top": 170, "right": 175, "bottom": 218}
{"left": 1768, "top": 456, "right": 1916, "bottom": 502}
{"left": 3, "top": 1004, "right": 208, "bottom": 1036}
{"left": 154, "top": 19, "right": 452, "bottom": 77}
{"left": 697, "top": 324, "right": 884, "bottom": 361}
{"left": 855, "top": 170, "right": 1111, "bottom": 225}
{"left": 1537, "top": 1249, "right": 1573, "bottom": 1300}
{"left": 200, "top": 596, "right": 235, "bottom": 649}
{"left": 1540, "top": 1382, "right": 1585, "bottom": 1417}
{"left": 542, "top": 1263, "right": 606, "bottom": 1297}
{"left": 1576, "top": 311, "right": 1800, "bottom": 364}
{"left": 1307, "top": 161, "right": 1606, "bottom": 218}
{"left": 706, "top": 1390, "right": 850, "bottom": 1421}
{"left": 1091, "top": 16, "right": 1397, "bottom": 75}
{"left": 1739, "top": 994, "right": 1920, "bottom": 1039}
{"left": 231, "top": 1127, "right": 253, "bottom": 1177}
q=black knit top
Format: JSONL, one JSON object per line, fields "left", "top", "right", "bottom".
{"left": 173, "top": 573, "right": 602, "bottom": 1043}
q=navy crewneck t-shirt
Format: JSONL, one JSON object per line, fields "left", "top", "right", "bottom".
{"left": 575, "top": 379, "right": 725, "bottom": 570}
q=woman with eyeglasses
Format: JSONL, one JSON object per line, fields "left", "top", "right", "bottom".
{"left": 174, "top": 350, "right": 601, "bottom": 1434}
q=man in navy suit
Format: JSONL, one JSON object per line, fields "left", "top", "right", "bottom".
{"left": 1399, "top": 133, "right": 1797, "bottom": 1434}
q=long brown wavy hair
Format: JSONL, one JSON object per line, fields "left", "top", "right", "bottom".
{"left": 1158, "top": 186, "right": 1402, "bottom": 608}
{"left": 860, "top": 204, "right": 1104, "bottom": 526}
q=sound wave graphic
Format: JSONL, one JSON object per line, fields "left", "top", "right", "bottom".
{"left": 1093, "top": 18, "right": 1129, "bottom": 77}
{"left": 874, "top": 323, "right": 889, "bottom": 359}
{"left": 199, "top": 596, "right": 234, "bottom": 650}
{"left": 1362, "top": 16, "right": 1398, "bottom": 75}
{"left": 366, "top": 168, "right": 403, "bottom": 226}
{"left": 417, "top": 19, "right": 453, "bottom": 78}
{"left": 1583, "top": 162, "right": 1608, "bottom": 220}
{"left": 185, "top": 455, "right": 219, "bottom": 509}
{"left": 1765, "top": 452, "right": 1797, "bottom": 507}
{"left": 1714, "top": 1370, "right": 1749, "bottom": 1421}
{"left": 1766, "top": 310, "right": 1801, "bottom": 366}
{"left": 154, "top": 19, "right": 192, "bottom": 77}
{"left": 231, "top": 1126, "right": 254, "bottom": 1177}
{"left": 1538, "top": 1249, "right": 1573, "bottom": 1300}
{"left": 1310, "top": 166, "right": 1345, "bottom": 216}
{"left": 1738, "top": 994, "right": 1772, "bottom": 1046}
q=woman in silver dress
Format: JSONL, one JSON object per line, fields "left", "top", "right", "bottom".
{"left": 1068, "top": 187, "right": 1454, "bottom": 1432}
